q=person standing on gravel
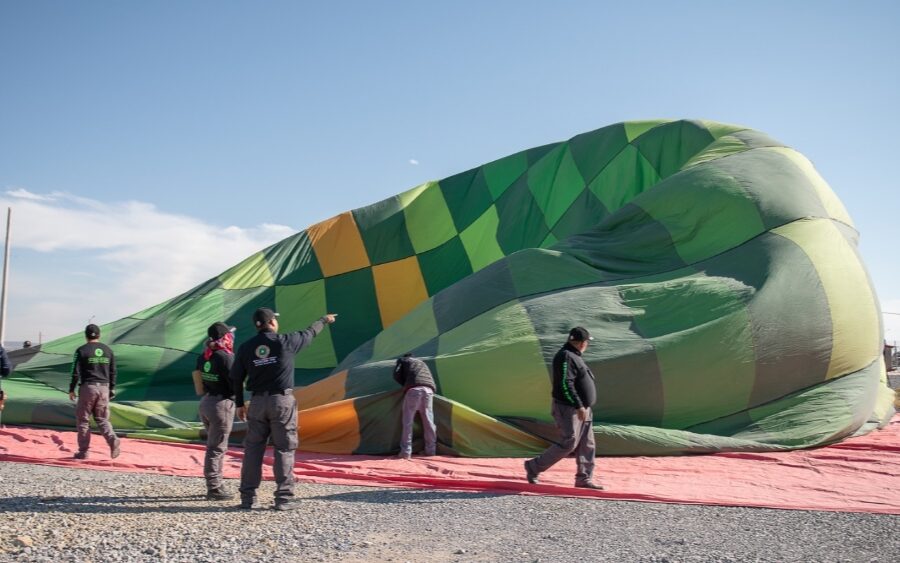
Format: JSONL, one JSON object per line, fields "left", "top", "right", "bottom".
{"left": 0, "top": 344, "right": 11, "bottom": 414}
{"left": 231, "top": 307, "right": 337, "bottom": 511}
{"left": 393, "top": 353, "right": 437, "bottom": 459}
{"left": 68, "top": 324, "right": 121, "bottom": 460}
{"left": 524, "top": 327, "right": 603, "bottom": 490}
{"left": 194, "top": 321, "right": 238, "bottom": 501}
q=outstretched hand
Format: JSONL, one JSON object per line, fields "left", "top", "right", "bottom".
{"left": 323, "top": 313, "right": 338, "bottom": 324}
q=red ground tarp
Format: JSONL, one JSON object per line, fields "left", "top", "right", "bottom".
{"left": 1, "top": 416, "right": 899, "bottom": 515}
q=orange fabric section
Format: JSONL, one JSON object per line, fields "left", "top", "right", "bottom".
{"left": 295, "top": 371, "right": 348, "bottom": 410}
{"left": 298, "top": 398, "right": 361, "bottom": 453}
{"left": 306, "top": 212, "right": 371, "bottom": 277}
{"left": 371, "top": 256, "right": 430, "bottom": 328}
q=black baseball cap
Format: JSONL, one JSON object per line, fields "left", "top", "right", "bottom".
{"left": 207, "top": 322, "right": 236, "bottom": 340}
{"left": 568, "top": 326, "right": 594, "bottom": 342}
{"left": 253, "top": 307, "right": 279, "bottom": 328}
{"left": 85, "top": 324, "right": 101, "bottom": 339}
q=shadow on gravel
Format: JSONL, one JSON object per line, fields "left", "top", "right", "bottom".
{"left": 2, "top": 495, "right": 242, "bottom": 514}
{"left": 311, "top": 489, "right": 504, "bottom": 504}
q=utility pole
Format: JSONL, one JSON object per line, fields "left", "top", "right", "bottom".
{"left": 0, "top": 208, "right": 10, "bottom": 347}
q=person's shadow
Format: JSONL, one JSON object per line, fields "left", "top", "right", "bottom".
{"left": 2, "top": 494, "right": 235, "bottom": 514}
{"left": 309, "top": 489, "right": 506, "bottom": 504}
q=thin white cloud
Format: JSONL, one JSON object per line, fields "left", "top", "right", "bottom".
{"left": 0, "top": 190, "right": 296, "bottom": 342}
{"left": 408, "top": 159, "right": 419, "bottom": 165}
{"left": 5, "top": 188, "right": 56, "bottom": 201}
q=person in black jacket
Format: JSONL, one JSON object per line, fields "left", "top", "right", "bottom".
{"left": 524, "top": 327, "right": 603, "bottom": 490}
{"left": 393, "top": 353, "right": 437, "bottom": 459}
{"left": 69, "top": 324, "right": 120, "bottom": 460}
{"left": 0, "top": 345, "right": 11, "bottom": 414}
{"left": 194, "top": 321, "right": 237, "bottom": 501}
{"left": 230, "top": 307, "right": 337, "bottom": 511}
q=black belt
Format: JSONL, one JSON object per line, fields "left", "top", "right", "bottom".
{"left": 81, "top": 382, "right": 109, "bottom": 387}
{"left": 206, "top": 393, "right": 234, "bottom": 400}
{"left": 251, "top": 389, "right": 292, "bottom": 397}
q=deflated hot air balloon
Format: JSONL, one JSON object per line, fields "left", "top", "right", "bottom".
{"left": 8, "top": 119, "right": 895, "bottom": 456}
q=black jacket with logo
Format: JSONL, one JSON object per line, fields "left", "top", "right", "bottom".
{"left": 195, "top": 350, "right": 235, "bottom": 397}
{"left": 69, "top": 342, "right": 117, "bottom": 393}
{"left": 550, "top": 342, "right": 597, "bottom": 409}
{"left": 230, "top": 318, "right": 326, "bottom": 407}
{"left": 393, "top": 356, "right": 436, "bottom": 391}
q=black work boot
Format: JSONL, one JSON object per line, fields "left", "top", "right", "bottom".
{"left": 273, "top": 499, "right": 301, "bottom": 511}
{"left": 206, "top": 487, "right": 235, "bottom": 501}
{"left": 73, "top": 451, "right": 88, "bottom": 460}
{"left": 524, "top": 460, "right": 539, "bottom": 484}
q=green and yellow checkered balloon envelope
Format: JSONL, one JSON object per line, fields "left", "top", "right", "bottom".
{"left": 8, "top": 120, "right": 895, "bottom": 455}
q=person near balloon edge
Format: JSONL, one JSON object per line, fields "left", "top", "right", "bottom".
{"left": 68, "top": 324, "right": 121, "bottom": 460}
{"left": 230, "top": 307, "right": 337, "bottom": 511}
{"left": 193, "top": 321, "right": 238, "bottom": 501}
{"left": 393, "top": 353, "right": 437, "bottom": 459}
{"left": 524, "top": 326, "right": 604, "bottom": 490}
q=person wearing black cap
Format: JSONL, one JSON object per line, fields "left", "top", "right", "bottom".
{"left": 524, "top": 326, "right": 602, "bottom": 490}
{"left": 194, "top": 321, "right": 237, "bottom": 500}
{"left": 230, "top": 307, "right": 337, "bottom": 510}
{"left": 68, "top": 324, "right": 120, "bottom": 460}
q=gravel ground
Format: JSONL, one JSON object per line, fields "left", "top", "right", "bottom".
{"left": 0, "top": 462, "right": 897, "bottom": 563}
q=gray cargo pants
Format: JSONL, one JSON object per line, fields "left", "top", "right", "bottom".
{"left": 400, "top": 386, "right": 436, "bottom": 456}
{"left": 528, "top": 402, "right": 595, "bottom": 484}
{"left": 239, "top": 391, "right": 297, "bottom": 503}
{"left": 199, "top": 395, "right": 235, "bottom": 490}
{"left": 75, "top": 383, "right": 118, "bottom": 453}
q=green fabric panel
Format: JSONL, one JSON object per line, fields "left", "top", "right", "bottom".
{"left": 550, "top": 188, "right": 608, "bottom": 241}
{"left": 482, "top": 150, "right": 528, "bottom": 199}
{"left": 351, "top": 390, "right": 404, "bottom": 455}
{"left": 439, "top": 169, "right": 494, "bottom": 232}
{"left": 553, "top": 203, "right": 687, "bottom": 281}
{"left": 8, "top": 351, "right": 75, "bottom": 393}
{"left": 164, "top": 289, "right": 226, "bottom": 352}
{"left": 540, "top": 232, "right": 558, "bottom": 248}
{"left": 633, "top": 120, "right": 715, "bottom": 178}
{"left": 622, "top": 275, "right": 756, "bottom": 429}
{"left": 353, "top": 197, "right": 416, "bottom": 265}
{"left": 702, "top": 232, "right": 832, "bottom": 407}
{"left": 417, "top": 236, "right": 474, "bottom": 296}
{"left": 371, "top": 300, "right": 439, "bottom": 362}
{"left": 447, "top": 398, "right": 550, "bottom": 457}
{"left": 529, "top": 146, "right": 586, "bottom": 227}
{"left": 436, "top": 302, "right": 549, "bottom": 418}
{"left": 458, "top": 205, "right": 505, "bottom": 272}
{"left": 526, "top": 142, "right": 561, "bottom": 165}
{"left": 218, "top": 251, "right": 274, "bottom": 289}
{"left": 275, "top": 281, "right": 337, "bottom": 370}
{"left": 432, "top": 259, "right": 517, "bottom": 334}
{"left": 506, "top": 249, "right": 603, "bottom": 297}
{"left": 568, "top": 123, "right": 629, "bottom": 183}
{"left": 521, "top": 284, "right": 667, "bottom": 427}
{"left": 264, "top": 230, "right": 323, "bottom": 285}
{"left": 39, "top": 331, "right": 90, "bottom": 355}
{"left": 324, "top": 267, "right": 383, "bottom": 361}
{"left": 147, "top": 347, "right": 198, "bottom": 402}
{"left": 403, "top": 181, "right": 457, "bottom": 254}
{"left": 634, "top": 161, "right": 767, "bottom": 265}
{"left": 623, "top": 120, "right": 669, "bottom": 142}
{"left": 698, "top": 120, "right": 747, "bottom": 140}
{"left": 112, "top": 344, "right": 166, "bottom": 400}
{"left": 682, "top": 135, "right": 749, "bottom": 169}
{"left": 494, "top": 178, "right": 550, "bottom": 255}
{"left": 587, "top": 144, "right": 660, "bottom": 214}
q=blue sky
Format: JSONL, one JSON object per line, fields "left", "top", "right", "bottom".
{"left": 1, "top": 1, "right": 898, "bottom": 343}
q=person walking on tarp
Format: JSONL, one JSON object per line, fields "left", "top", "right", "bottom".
{"left": 231, "top": 308, "right": 337, "bottom": 511}
{"left": 69, "top": 324, "right": 121, "bottom": 460}
{"left": 194, "top": 321, "right": 238, "bottom": 501}
{"left": 524, "top": 327, "right": 603, "bottom": 490}
{"left": 0, "top": 344, "right": 11, "bottom": 417}
{"left": 393, "top": 353, "right": 437, "bottom": 459}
